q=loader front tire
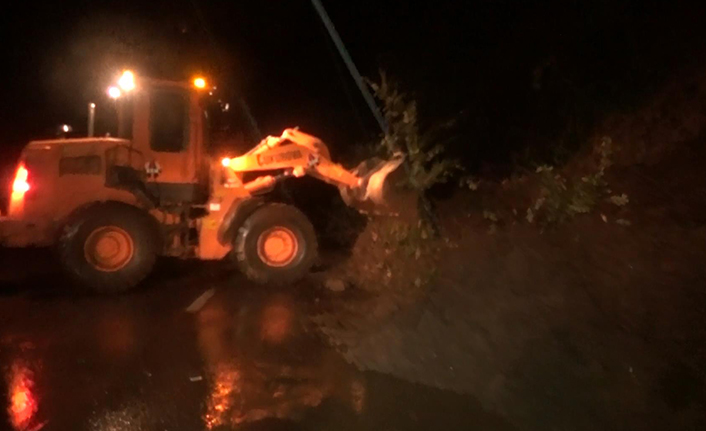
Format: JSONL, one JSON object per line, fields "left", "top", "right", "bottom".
{"left": 234, "top": 203, "right": 317, "bottom": 285}
{"left": 59, "top": 203, "right": 158, "bottom": 294}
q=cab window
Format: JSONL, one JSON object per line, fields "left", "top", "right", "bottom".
{"left": 150, "top": 90, "right": 189, "bottom": 152}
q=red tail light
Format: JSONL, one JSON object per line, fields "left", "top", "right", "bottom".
{"left": 12, "top": 165, "right": 30, "bottom": 194}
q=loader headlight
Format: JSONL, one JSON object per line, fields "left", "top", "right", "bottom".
{"left": 209, "top": 202, "right": 222, "bottom": 212}
{"left": 193, "top": 77, "right": 207, "bottom": 89}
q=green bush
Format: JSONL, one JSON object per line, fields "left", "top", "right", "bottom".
{"left": 526, "top": 136, "right": 615, "bottom": 225}
{"left": 368, "top": 72, "right": 463, "bottom": 233}
{"left": 369, "top": 71, "right": 461, "bottom": 192}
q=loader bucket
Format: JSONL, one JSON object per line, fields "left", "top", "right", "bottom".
{"left": 339, "top": 154, "right": 408, "bottom": 214}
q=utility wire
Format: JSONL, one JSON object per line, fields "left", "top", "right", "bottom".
{"left": 309, "top": 0, "right": 388, "bottom": 134}
{"left": 314, "top": 10, "right": 372, "bottom": 140}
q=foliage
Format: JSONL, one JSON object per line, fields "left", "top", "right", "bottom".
{"left": 526, "top": 136, "right": 619, "bottom": 225}
{"left": 368, "top": 71, "right": 461, "bottom": 192}
{"left": 609, "top": 194, "right": 629, "bottom": 207}
{"left": 366, "top": 71, "right": 466, "bottom": 236}
{"left": 459, "top": 176, "right": 480, "bottom": 191}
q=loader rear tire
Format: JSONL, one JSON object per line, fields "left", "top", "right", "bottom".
{"left": 234, "top": 203, "right": 317, "bottom": 285}
{"left": 59, "top": 203, "right": 159, "bottom": 294}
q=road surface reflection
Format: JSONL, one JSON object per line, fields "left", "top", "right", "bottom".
{"left": 0, "top": 275, "right": 510, "bottom": 431}
{"left": 197, "top": 292, "right": 364, "bottom": 429}
{"left": 5, "top": 355, "right": 46, "bottom": 431}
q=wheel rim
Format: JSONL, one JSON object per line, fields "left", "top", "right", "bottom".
{"left": 84, "top": 226, "right": 135, "bottom": 272}
{"left": 256, "top": 226, "right": 299, "bottom": 267}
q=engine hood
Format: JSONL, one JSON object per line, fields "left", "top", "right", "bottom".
{"left": 26, "top": 137, "right": 130, "bottom": 149}
{"left": 25, "top": 137, "right": 131, "bottom": 157}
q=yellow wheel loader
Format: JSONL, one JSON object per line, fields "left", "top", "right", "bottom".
{"left": 0, "top": 72, "right": 403, "bottom": 293}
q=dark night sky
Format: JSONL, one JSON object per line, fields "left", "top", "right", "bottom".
{"left": 1, "top": 0, "right": 706, "bottom": 185}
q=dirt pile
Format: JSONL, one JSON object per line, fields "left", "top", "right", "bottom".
{"left": 602, "top": 70, "right": 706, "bottom": 168}
{"left": 315, "top": 204, "right": 706, "bottom": 430}
{"left": 311, "top": 71, "right": 706, "bottom": 430}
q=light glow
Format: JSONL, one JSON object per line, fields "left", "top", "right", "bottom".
{"left": 118, "top": 70, "right": 136, "bottom": 92}
{"left": 8, "top": 361, "right": 38, "bottom": 430}
{"left": 12, "top": 165, "right": 30, "bottom": 194}
{"left": 193, "top": 77, "right": 207, "bottom": 89}
{"left": 107, "top": 86, "right": 121, "bottom": 99}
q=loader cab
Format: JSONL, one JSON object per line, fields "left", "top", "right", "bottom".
{"left": 120, "top": 77, "right": 210, "bottom": 204}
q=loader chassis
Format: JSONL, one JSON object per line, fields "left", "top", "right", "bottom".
{"left": 0, "top": 76, "right": 399, "bottom": 292}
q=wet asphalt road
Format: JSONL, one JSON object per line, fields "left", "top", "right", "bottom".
{"left": 0, "top": 249, "right": 514, "bottom": 431}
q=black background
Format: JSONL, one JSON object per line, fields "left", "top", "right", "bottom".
{"left": 1, "top": 0, "right": 705, "bottom": 184}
